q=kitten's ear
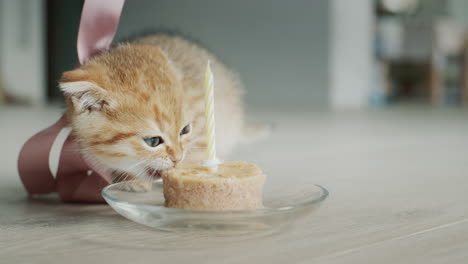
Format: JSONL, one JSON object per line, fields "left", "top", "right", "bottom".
{"left": 59, "top": 69, "right": 108, "bottom": 112}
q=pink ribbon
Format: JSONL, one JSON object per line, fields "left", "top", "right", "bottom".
{"left": 17, "top": 0, "right": 125, "bottom": 203}
{"left": 77, "top": 0, "right": 125, "bottom": 65}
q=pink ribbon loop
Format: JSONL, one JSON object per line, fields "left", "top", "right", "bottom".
{"left": 77, "top": 0, "right": 125, "bottom": 64}
{"left": 17, "top": 0, "right": 125, "bottom": 203}
{"left": 18, "top": 115, "right": 68, "bottom": 194}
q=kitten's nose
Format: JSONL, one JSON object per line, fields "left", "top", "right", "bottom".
{"left": 171, "top": 154, "right": 183, "bottom": 165}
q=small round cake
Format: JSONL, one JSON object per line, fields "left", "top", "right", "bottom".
{"left": 162, "top": 161, "right": 266, "bottom": 211}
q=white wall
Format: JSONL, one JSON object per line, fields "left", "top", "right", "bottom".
{"left": 329, "top": 0, "right": 374, "bottom": 109}
{"left": 0, "top": 0, "right": 45, "bottom": 105}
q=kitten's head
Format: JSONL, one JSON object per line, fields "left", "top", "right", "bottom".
{"left": 59, "top": 44, "right": 193, "bottom": 179}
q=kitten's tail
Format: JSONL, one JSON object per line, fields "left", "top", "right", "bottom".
{"left": 242, "top": 122, "right": 273, "bottom": 144}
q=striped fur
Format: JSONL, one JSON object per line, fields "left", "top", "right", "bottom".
{"left": 59, "top": 34, "right": 245, "bottom": 182}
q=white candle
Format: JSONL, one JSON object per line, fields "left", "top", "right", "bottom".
{"left": 203, "top": 61, "right": 218, "bottom": 168}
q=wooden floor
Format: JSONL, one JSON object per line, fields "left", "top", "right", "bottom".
{"left": 1, "top": 106, "right": 468, "bottom": 263}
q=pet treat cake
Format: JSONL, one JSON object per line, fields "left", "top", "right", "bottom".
{"left": 162, "top": 161, "right": 266, "bottom": 210}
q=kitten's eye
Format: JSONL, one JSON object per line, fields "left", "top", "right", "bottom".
{"left": 143, "top": 137, "right": 164, "bottom": 147}
{"left": 180, "top": 124, "right": 191, "bottom": 136}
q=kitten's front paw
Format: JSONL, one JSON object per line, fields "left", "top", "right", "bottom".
{"left": 118, "top": 180, "right": 152, "bottom": 192}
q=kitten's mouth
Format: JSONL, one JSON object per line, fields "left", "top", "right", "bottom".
{"left": 145, "top": 168, "right": 161, "bottom": 178}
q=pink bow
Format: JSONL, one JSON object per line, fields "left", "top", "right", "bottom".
{"left": 17, "top": 0, "right": 125, "bottom": 203}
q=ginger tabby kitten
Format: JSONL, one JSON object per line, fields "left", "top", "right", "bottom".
{"left": 59, "top": 35, "right": 247, "bottom": 190}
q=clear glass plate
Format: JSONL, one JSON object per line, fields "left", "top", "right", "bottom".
{"left": 102, "top": 179, "right": 328, "bottom": 234}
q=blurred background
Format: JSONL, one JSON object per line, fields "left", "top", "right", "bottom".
{"left": 2, "top": 0, "right": 468, "bottom": 109}
{"left": 2, "top": 1, "right": 468, "bottom": 261}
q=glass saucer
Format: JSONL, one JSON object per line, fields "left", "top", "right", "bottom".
{"left": 102, "top": 179, "right": 328, "bottom": 233}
